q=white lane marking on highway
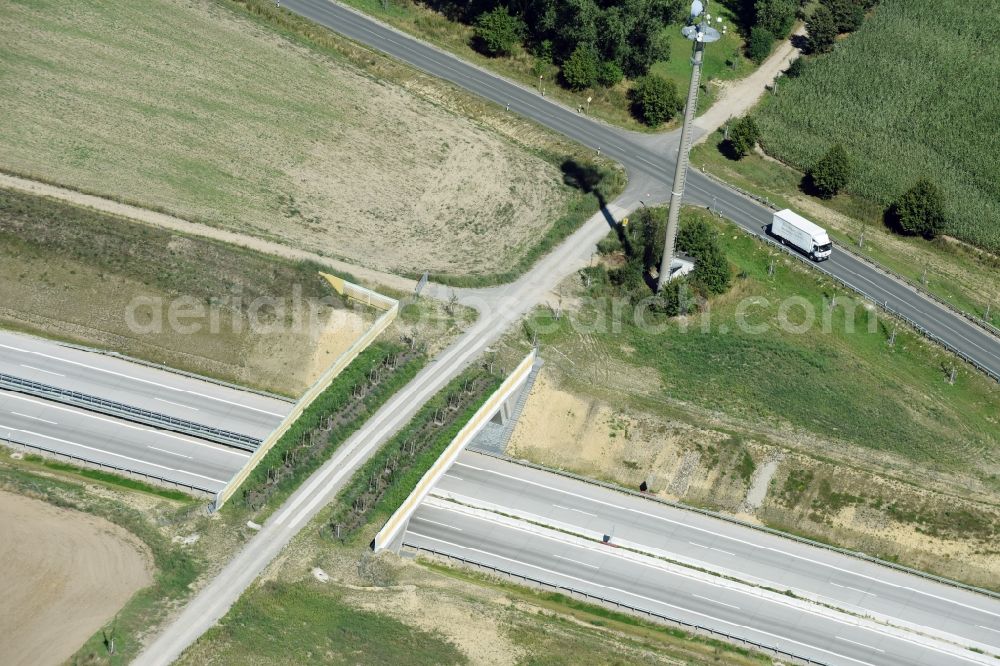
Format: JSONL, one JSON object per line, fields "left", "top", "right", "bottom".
{"left": 0, "top": 391, "right": 251, "bottom": 457}
{"left": 443, "top": 473, "right": 463, "bottom": 481}
{"left": 836, "top": 636, "right": 885, "bottom": 653}
{"left": 689, "top": 541, "right": 735, "bottom": 556}
{"left": 0, "top": 422, "right": 226, "bottom": 486}
{"left": 553, "top": 504, "right": 597, "bottom": 517}
{"left": 411, "top": 516, "right": 462, "bottom": 531}
{"left": 1, "top": 343, "right": 285, "bottom": 418}
{"left": 408, "top": 530, "right": 881, "bottom": 666}
{"left": 691, "top": 594, "right": 739, "bottom": 610}
{"left": 831, "top": 582, "right": 877, "bottom": 597}
{"left": 458, "top": 460, "right": 1000, "bottom": 620}
{"left": 155, "top": 397, "right": 199, "bottom": 411}
{"left": 149, "top": 446, "right": 193, "bottom": 460}
{"left": 977, "top": 625, "right": 1000, "bottom": 635}
{"left": 184, "top": 391, "right": 285, "bottom": 418}
{"left": 19, "top": 363, "right": 65, "bottom": 377}
{"left": 440, "top": 504, "right": 991, "bottom": 665}
{"left": 634, "top": 155, "right": 660, "bottom": 170}
{"left": 10, "top": 411, "right": 57, "bottom": 425}
{"left": 553, "top": 554, "right": 599, "bottom": 569}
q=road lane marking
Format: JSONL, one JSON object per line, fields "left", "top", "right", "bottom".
{"left": 149, "top": 446, "right": 193, "bottom": 459}
{"left": 407, "top": 529, "right": 882, "bottom": 666}
{"left": 430, "top": 500, "right": 993, "bottom": 663}
{"left": 19, "top": 363, "right": 64, "bottom": 377}
{"left": 155, "top": 397, "right": 199, "bottom": 411}
{"left": 0, "top": 422, "right": 226, "bottom": 486}
{"left": 10, "top": 411, "right": 57, "bottom": 425}
{"left": 411, "top": 516, "right": 462, "bottom": 531}
{"left": 692, "top": 594, "right": 739, "bottom": 610}
{"left": 443, "top": 473, "right": 463, "bottom": 481}
{"left": 978, "top": 625, "right": 1000, "bottom": 635}
{"left": 459, "top": 459, "right": 1000, "bottom": 620}
{"left": 836, "top": 636, "right": 885, "bottom": 653}
{"left": 831, "top": 582, "right": 877, "bottom": 597}
{"left": 553, "top": 554, "right": 599, "bottom": 569}
{"left": 553, "top": 504, "right": 597, "bottom": 517}
{"left": 0, "top": 391, "right": 250, "bottom": 457}
{"left": 689, "top": 541, "right": 735, "bottom": 556}
{"left": 1, "top": 343, "right": 286, "bottom": 418}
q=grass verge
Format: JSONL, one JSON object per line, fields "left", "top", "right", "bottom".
{"left": 0, "top": 457, "right": 201, "bottom": 665}
{"left": 21, "top": 454, "right": 190, "bottom": 502}
{"left": 532, "top": 207, "right": 998, "bottom": 472}
{"left": 420, "top": 558, "right": 770, "bottom": 664}
{"left": 184, "top": 580, "right": 466, "bottom": 664}
{"left": 0, "top": 187, "right": 363, "bottom": 397}
{"left": 692, "top": 132, "right": 1000, "bottom": 328}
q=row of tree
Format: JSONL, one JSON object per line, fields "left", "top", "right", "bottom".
{"left": 806, "top": 0, "right": 878, "bottom": 53}
{"left": 726, "top": 116, "right": 946, "bottom": 240}
{"left": 472, "top": 0, "right": 685, "bottom": 89}
{"left": 725, "top": 0, "right": 876, "bottom": 64}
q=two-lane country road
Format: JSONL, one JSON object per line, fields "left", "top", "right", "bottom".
{"left": 281, "top": 0, "right": 1000, "bottom": 380}
{"left": 0, "top": 330, "right": 291, "bottom": 440}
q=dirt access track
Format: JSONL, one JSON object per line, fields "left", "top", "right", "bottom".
{"left": 0, "top": 491, "right": 153, "bottom": 666}
{"left": 0, "top": 0, "right": 570, "bottom": 277}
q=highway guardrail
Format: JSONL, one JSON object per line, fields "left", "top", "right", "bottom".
{"left": 471, "top": 449, "right": 1000, "bottom": 602}
{"left": 0, "top": 372, "right": 261, "bottom": 450}
{"left": 699, "top": 168, "right": 1000, "bottom": 342}
{"left": 406, "top": 545, "right": 828, "bottom": 666}
{"left": 1, "top": 434, "right": 216, "bottom": 495}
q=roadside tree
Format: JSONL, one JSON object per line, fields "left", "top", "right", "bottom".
{"left": 629, "top": 75, "right": 681, "bottom": 126}
{"left": 727, "top": 115, "right": 761, "bottom": 159}
{"left": 808, "top": 143, "right": 851, "bottom": 198}
{"left": 886, "top": 179, "right": 947, "bottom": 240}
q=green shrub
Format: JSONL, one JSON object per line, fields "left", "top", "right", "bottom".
{"left": 596, "top": 60, "right": 624, "bottom": 87}
{"left": 629, "top": 74, "right": 681, "bottom": 126}
{"left": 474, "top": 6, "right": 524, "bottom": 56}
{"left": 886, "top": 179, "right": 947, "bottom": 240}
{"left": 747, "top": 27, "right": 774, "bottom": 64}
{"left": 754, "top": 0, "right": 796, "bottom": 38}
{"left": 806, "top": 5, "right": 837, "bottom": 53}
{"left": 808, "top": 143, "right": 851, "bottom": 198}
{"left": 727, "top": 115, "right": 761, "bottom": 159}
{"left": 561, "top": 44, "right": 599, "bottom": 90}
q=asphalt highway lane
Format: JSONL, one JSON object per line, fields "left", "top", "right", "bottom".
{"left": 0, "top": 329, "right": 290, "bottom": 440}
{"left": 405, "top": 508, "right": 989, "bottom": 666}
{"left": 0, "top": 389, "right": 249, "bottom": 492}
{"left": 429, "top": 452, "right": 1000, "bottom": 652}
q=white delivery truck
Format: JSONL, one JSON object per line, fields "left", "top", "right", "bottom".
{"left": 770, "top": 209, "right": 832, "bottom": 261}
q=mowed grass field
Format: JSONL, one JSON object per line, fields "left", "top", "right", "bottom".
{"left": 0, "top": 0, "right": 576, "bottom": 276}
{"left": 531, "top": 209, "right": 999, "bottom": 478}
{"left": 0, "top": 188, "right": 370, "bottom": 397}
{"left": 755, "top": 0, "right": 1000, "bottom": 253}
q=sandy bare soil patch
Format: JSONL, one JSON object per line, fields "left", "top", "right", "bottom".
{"left": 0, "top": 491, "right": 153, "bottom": 666}
{"left": 507, "top": 367, "right": 1000, "bottom": 589}
{"left": 0, "top": 0, "right": 570, "bottom": 276}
